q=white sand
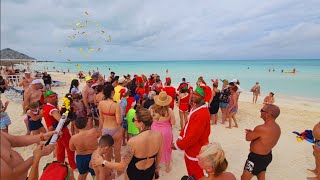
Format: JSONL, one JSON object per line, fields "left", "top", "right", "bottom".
{"left": 2, "top": 72, "right": 320, "bottom": 180}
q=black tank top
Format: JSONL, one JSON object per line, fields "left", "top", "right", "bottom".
{"left": 127, "top": 153, "right": 157, "bottom": 180}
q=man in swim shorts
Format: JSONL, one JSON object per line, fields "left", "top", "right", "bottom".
{"left": 241, "top": 104, "right": 281, "bottom": 180}
{"left": 69, "top": 117, "right": 101, "bottom": 180}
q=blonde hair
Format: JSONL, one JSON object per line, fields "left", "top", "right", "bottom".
{"left": 198, "top": 142, "right": 228, "bottom": 176}
{"left": 151, "top": 104, "right": 169, "bottom": 117}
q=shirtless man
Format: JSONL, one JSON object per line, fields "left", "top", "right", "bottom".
{"left": 308, "top": 122, "right": 320, "bottom": 180}
{"left": 241, "top": 104, "right": 281, "bottom": 180}
{"left": 82, "top": 77, "right": 98, "bottom": 127}
{"left": 23, "top": 79, "right": 43, "bottom": 112}
{"left": 19, "top": 72, "right": 35, "bottom": 90}
{"left": 0, "top": 131, "right": 56, "bottom": 180}
{"left": 23, "top": 79, "right": 43, "bottom": 135}
{"left": 69, "top": 117, "right": 101, "bottom": 180}
{"left": 91, "top": 134, "right": 114, "bottom": 180}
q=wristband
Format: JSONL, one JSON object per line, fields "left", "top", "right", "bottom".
{"left": 31, "top": 155, "right": 34, "bottom": 159}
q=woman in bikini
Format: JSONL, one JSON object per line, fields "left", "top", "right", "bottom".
{"left": 98, "top": 84, "right": 124, "bottom": 176}
{"left": 92, "top": 108, "right": 162, "bottom": 180}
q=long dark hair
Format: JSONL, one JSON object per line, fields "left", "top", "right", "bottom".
{"left": 69, "top": 79, "right": 79, "bottom": 93}
{"left": 103, "top": 84, "right": 114, "bottom": 99}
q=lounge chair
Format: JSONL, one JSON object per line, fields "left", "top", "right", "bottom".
{"left": 52, "top": 80, "right": 66, "bottom": 87}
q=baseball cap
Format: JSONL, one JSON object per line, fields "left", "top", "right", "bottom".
{"left": 86, "top": 77, "right": 93, "bottom": 82}
{"left": 118, "top": 77, "right": 126, "bottom": 84}
{"left": 31, "top": 79, "right": 42, "bottom": 85}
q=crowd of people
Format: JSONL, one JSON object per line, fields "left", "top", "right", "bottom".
{"left": 0, "top": 70, "right": 318, "bottom": 180}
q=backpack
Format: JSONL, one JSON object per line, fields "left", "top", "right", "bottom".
{"left": 40, "top": 161, "right": 70, "bottom": 180}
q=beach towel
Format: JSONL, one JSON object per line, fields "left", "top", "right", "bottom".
{"left": 292, "top": 130, "right": 314, "bottom": 143}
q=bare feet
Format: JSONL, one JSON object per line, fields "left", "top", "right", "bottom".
{"left": 234, "top": 125, "right": 239, "bottom": 128}
{"left": 226, "top": 126, "right": 232, "bottom": 129}
{"left": 308, "top": 169, "right": 317, "bottom": 175}
{"left": 307, "top": 177, "right": 320, "bottom": 180}
{"left": 165, "top": 165, "right": 171, "bottom": 173}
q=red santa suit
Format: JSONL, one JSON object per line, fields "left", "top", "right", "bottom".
{"left": 174, "top": 104, "right": 210, "bottom": 179}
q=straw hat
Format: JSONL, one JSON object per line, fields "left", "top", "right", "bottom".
{"left": 154, "top": 91, "right": 172, "bottom": 106}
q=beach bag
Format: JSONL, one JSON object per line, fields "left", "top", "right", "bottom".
{"left": 40, "top": 161, "right": 70, "bottom": 180}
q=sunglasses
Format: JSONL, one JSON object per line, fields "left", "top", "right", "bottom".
{"left": 132, "top": 118, "right": 138, "bottom": 123}
{"left": 87, "top": 81, "right": 93, "bottom": 84}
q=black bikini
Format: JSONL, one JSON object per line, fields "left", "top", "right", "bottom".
{"left": 127, "top": 153, "right": 157, "bottom": 180}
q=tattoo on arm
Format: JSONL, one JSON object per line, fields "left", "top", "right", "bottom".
{"left": 123, "top": 144, "right": 134, "bottom": 164}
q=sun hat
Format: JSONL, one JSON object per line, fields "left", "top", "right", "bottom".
{"left": 31, "top": 79, "right": 42, "bottom": 85}
{"left": 44, "top": 90, "right": 56, "bottom": 98}
{"left": 25, "top": 71, "right": 31, "bottom": 74}
{"left": 118, "top": 77, "right": 126, "bottom": 84}
{"left": 154, "top": 91, "right": 172, "bottom": 106}
{"left": 231, "top": 79, "right": 238, "bottom": 83}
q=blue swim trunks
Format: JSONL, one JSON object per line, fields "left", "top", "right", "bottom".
{"left": 76, "top": 154, "right": 95, "bottom": 175}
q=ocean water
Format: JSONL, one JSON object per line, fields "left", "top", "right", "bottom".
{"left": 33, "top": 59, "right": 320, "bottom": 99}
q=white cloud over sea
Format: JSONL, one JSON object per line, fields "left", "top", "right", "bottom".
{"left": 1, "top": 0, "right": 320, "bottom": 61}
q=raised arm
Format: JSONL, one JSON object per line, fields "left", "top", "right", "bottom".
{"left": 1, "top": 131, "right": 56, "bottom": 148}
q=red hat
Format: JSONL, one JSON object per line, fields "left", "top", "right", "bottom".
{"left": 136, "top": 76, "right": 144, "bottom": 87}
{"left": 119, "top": 87, "right": 128, "bottom": 99}
{"left": 177, "top": 83, "right": 188, "bottom": 91}
{"left": 194, "top": 83, "right": 212, "bottom": 104}
{"left": 165, "top": 77, "right": 171, "bottom": 84}
{"left": 125, "top": 97, "right": 136, "bottom": 114}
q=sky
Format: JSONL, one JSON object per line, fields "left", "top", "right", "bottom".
{"left": 1, "top": 0, "right": 320, "bottom": 61}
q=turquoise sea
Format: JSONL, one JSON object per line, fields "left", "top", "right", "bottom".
{"left": 34, "top": 59, "right": 320, "bottom": 99}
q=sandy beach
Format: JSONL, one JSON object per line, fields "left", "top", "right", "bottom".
{"left": 2, "top": 71, "right": 319, "bottom": 180}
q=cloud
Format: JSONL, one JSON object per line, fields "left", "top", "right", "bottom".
{"left": 1, "top": 0, "right": 320, "bottom": 61}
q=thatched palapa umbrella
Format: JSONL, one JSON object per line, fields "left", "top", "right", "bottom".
{"left": 0, "top": 48, "right": 36, "bottom": 69}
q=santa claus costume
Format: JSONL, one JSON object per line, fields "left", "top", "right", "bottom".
{"left": 174, "top": 84, "right": 212, "bottom": 179}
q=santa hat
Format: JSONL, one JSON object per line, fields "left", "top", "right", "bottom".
{"left": 165, "top": 77, "right": 171, "bottom": 84}
{"left": 177, "top": 83, "right": 188, "bottom": 91}
{"left": 136, "top": 76, "right": 144, "bottom": 87}
{"left": 194, "top": 83, "right": 212, "bottom": 104}
{"left": 119, "top": 87, "right": 129, "bottom": 99}
{"left": 125, "top": 97, "right": 136, "bottom": 115}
